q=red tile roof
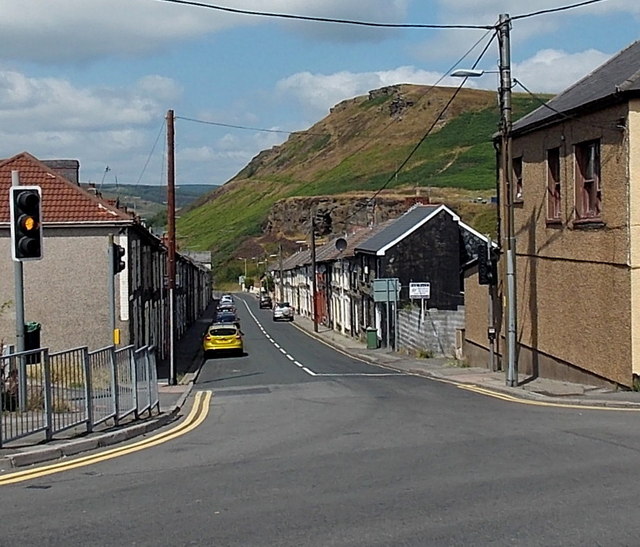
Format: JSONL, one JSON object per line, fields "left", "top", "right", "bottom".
{"left": 0, "top": 152, "right": 134, "bottom": 224}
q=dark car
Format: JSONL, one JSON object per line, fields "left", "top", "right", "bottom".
{"left": 216, "top": 309, "right": 240, "bottom": 327}
{"left": 259, "top": 295, "right": 272, "bottom": 309}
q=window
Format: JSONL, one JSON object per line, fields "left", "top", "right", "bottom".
{"left": 513, "top": 156, "right": 523, "bottom": 202}
{"left": 547, "top": 147, "right": 561, "bottom": 222}
{"left": 575, "top": 140, "right": 601, "bottom": 221}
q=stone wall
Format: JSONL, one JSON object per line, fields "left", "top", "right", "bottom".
{"left": 397, "top": 304, "right": 465, "bottom": 357}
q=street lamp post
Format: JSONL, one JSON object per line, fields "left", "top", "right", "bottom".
{"left": 451, "top": 13, "right": 517, "bottom": 386}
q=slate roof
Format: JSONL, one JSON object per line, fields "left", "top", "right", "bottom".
{"left": 355, "top": 205, "right": 442, "bottom": 255}
{"left": 0, "top": 152, "right": 134, "bottom": 224}
{"left": 513, "top": 40, "right": 640, "bottom": 135}
{"left": 355, "top": 203, "right": 491, "bottom": 258}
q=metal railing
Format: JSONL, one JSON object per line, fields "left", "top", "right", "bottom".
{"left": 0, "top": 345, "right": 159, "bottom": 447}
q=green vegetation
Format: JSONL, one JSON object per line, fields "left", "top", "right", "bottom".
{"left": 176, "top": 85, "right": 544, "bottom": 281}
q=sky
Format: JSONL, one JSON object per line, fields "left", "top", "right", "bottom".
{"left": 0, "top": 0, "right": 638, "bottom": 187}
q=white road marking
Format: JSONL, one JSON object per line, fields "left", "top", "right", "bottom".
{"left": 241, "top": 298, "right": 404, "bottom": 378}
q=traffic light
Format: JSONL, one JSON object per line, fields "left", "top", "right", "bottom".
{"left": 10, "top": 186, "right": 43, "bottom": 261}
{"left": 112, "top": 243, "right": 126, "bottom": 275}
{"left": 478, "top": 242, "right": 497, "bottom": 285}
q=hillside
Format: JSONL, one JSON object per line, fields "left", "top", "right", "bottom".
{"left": 176, "top": 84, "right": 545, "bottom": 280}
{"left": 93, "top": 183, "right": 218, "bottom": 227}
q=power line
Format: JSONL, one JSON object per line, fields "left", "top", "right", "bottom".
{"left": 175, "top": 116, "right": 328, "bottom": 138}
{"left": 513, "top": 78, "right": 621, "bottom": 132}
{"left": 136, "top": 119, "right": 166, "bottom": 185}
{"left": 151, "top": 0, "right": 494, "bottom": 29}
{"left": 513, "top": 0, "right": 609, "bottom": 20}
{"left": 340, "top": 30, "right": 498, "bottom": 225}
{"left": 176, "top": 28, "right": 494, "bottom": 151}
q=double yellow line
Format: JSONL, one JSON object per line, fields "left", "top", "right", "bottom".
{"left": 458, "top": 383, "right": 640, "bottom": 411}
{"left": 0, "top": 390, "right": 212, "bottom": 486}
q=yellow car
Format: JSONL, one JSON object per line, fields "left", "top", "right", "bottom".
{"left": 203, "top": 323, "right": 244, "bottom": 358}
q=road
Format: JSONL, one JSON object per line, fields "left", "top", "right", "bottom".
{"left": 2, "top": 295, "right": 640, "bottom": 545}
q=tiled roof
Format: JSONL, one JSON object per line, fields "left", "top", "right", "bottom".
{"left": 513, "top": 40, "right": 640, "bottom": 135}
{"left": 0, "top": 152, "right": 134, "bottom": 224}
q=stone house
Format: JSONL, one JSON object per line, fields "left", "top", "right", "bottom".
{"left": 0, "top": 152, "right": 211, "bottom": 359}
{"left": 275, "top": 203, "right": 490, "bottom": 356}
{"left": 464, "top": 40, "right": 640, "bottom": 388}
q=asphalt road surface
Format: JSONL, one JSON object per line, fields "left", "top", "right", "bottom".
{"left": 3, "top": 294, "right": 640, "bottom": 545}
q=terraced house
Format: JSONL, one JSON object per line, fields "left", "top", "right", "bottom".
{"left": 464, "top": 40, "right": 640, "bottom": 388}
{"left": 0, "top": 152, "right": 211, "bottom": 359}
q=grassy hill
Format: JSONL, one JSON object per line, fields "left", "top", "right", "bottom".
{"left": 175, "top": 84, "right": 546, "bottom": 279}
{"left": 92, "top": 183, "right": 218, "bottom": 227}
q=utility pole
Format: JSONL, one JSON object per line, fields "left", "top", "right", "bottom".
{"left": 498, "top": 14, "right": 518, "bottom": 387}
{"left": 311, "top": 218, "right": 318, "bottom": 332}
{"left": 167, "top": 109, "right": 177, "bottom": 386}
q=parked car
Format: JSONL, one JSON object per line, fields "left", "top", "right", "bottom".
{"left": 259, "top": 295, "right": 273, "bottom": 309}
{"left": 272, "top": 302, "right": 293, "bottom": 322}
{"left": 216, "top": 309, "right": 240, "bottom": 328}
{"left": 203, "top": 323, "right": 243, "bottom": 358}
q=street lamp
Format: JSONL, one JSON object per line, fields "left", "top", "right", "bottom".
{"left": 450, "top": 69, "right": 490, "bottom": 78}
{"left": 451, "top": 13, "right": 517, "bottom": 387}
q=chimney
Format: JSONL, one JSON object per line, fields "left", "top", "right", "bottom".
{"left": 42, "top": 159, "right": 80, "bottom": 184}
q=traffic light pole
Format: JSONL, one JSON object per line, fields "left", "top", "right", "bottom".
{"left": 11, "top": 171, "right": 28, "bottom": 411}
{"left": 11, "top": 171, "right": 25, "bottom": 355}
{"left": 108, "top": 234, "right": 116, "bottom": 341}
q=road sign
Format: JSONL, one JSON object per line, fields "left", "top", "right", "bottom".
{"left": 409, "top": 282, "right": 430, "bottom": 299}
{"left": 373, "top": 278, "right": 400, "bottom": 303}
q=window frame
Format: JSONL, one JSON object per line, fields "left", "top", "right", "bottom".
{"left": 512, "top": 155, "right": 523, "bottom": 203}
{"left": 546, "top": 147, "right": 562, "bottom": 223}
{"left": 574, "top": 139, "right": 601, "bottom": 222}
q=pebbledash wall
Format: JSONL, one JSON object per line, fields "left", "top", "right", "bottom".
{"left": 397, "top": 304, "right": 465, "bottom": 357}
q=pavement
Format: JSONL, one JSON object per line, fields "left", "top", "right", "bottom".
{"left": 2, "top": 295, "right": 640, "bottom": 469}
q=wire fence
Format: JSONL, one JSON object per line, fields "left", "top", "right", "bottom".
{"left": 0, "top": 345, "right": 159, "bottom": 447}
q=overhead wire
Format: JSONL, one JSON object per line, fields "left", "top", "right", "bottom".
{"left": 339, "top": 28, "right": 499, "bottom": 226}
{"left": 513, "top": 78, "right": 622, "bottom": 132}
{"left": 136, "top": 119, "right": 167, "bottom": 185}
{"left": 151, "top": 0, "right": 494, "bottom": 29}
{"left": 513, "top": 0, "right": 609, "bottom": 20}
{"left": 143, "top": 0, "right": 615, "bottom": 230}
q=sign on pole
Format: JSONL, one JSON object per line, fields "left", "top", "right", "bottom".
{"left": 409, "top": 282, "right": 430, "bottom": 299}
{"left": 373, "top": 278, "right": 400, "bottom": 303}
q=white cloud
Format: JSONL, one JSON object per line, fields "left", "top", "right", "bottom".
{"left": 513, "top": 48, "right": 611, "bottom": 94}
{"left": 0, "top": 0, "right": 410, "bottom": 63}
{"left": 0, "top": 68, "right": 182, "bottom": 183}
{"left": 277, "top": 66, "right": 450, "bottom": 117}
{"left": 0, "top": 70, "right": 180, "bottom": 132}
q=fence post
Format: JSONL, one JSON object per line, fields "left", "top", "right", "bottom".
{"left": 145, "top": 348, "right": 153, "bottom": 417}
{"left": 112, "top": 346, "right": 120, "bottom": 426}
{"left": 43, "top": 349, "right": 53, "bottom": 441}
{"left": 131, "top": 347, "right": 139, "bottom": 420}
{"left": 83, "top": 347, "right": 93, "bottom": 433}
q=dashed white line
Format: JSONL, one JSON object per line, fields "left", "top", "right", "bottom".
{"left": 241, "top": 298, "right": 405, "bottom": 379}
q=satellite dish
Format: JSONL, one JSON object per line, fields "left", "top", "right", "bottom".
{"left": 335, "top": 237, "right": 347, "bottom": 252}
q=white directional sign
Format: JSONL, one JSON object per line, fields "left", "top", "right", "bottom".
{"left": 409, "top": 282, "right": 430, "bottom": 299}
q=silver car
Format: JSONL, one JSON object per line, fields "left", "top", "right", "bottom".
{"left": 272, "top": 302, "right": 293, "bottom": 322}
